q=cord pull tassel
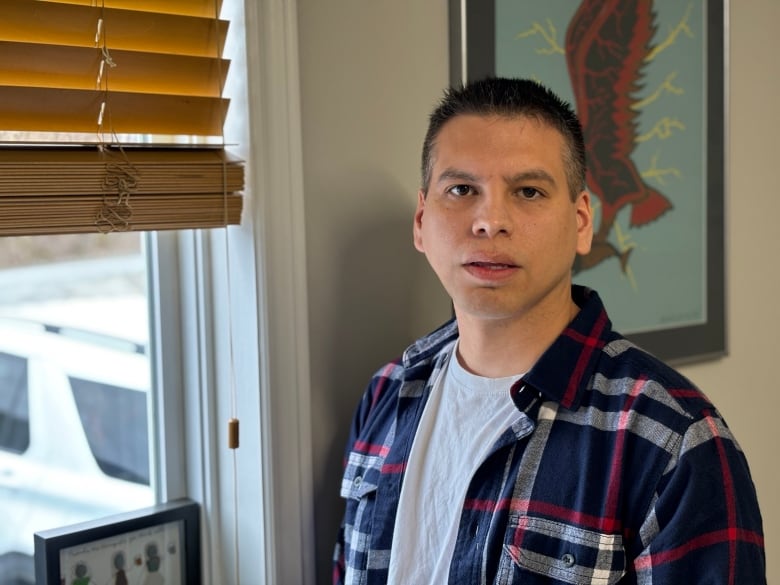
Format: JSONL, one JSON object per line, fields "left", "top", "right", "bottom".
{"left": 228, "top": 418, "right": 239, "bottom": 449}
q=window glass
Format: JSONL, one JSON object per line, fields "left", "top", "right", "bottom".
{"left": 0, "top": 233, "right": 154, "bottom": 585}
{"left": 71, "top": 377, "right": 151, "bottom": 486}
{"left": 0, "top": 351, "right": 29, "bottom": 453}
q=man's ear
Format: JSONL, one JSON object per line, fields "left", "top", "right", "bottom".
{"left": 413, "top": 189, "right": 426, "bottom": 253}
{"left": 575, "top": 190, "right": 593, "bottom": 255}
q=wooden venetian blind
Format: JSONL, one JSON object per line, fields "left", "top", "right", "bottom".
{"left": 0, "top": 0, "right": 243, "bottom": 235}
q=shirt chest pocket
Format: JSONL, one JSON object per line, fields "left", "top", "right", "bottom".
{"left": 338, "top": 462, "right": 382, "bottom": 572}
{"left": 503, "top": 515, "right": 626, "bottom": 585}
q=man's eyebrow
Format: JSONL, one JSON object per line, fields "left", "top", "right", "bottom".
{"left": 435, "top": 168, "right": 558, "bottom": 186}
{"left": 506, "top": 169, "right": 557, "bottom": 186}
{"left": 435, "top": 168, "right": 481, "bottom": 184}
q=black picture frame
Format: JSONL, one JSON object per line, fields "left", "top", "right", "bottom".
{"left": 34, "top": 498, "right": 201, "bottom": 585}
{"left": 448, "top": 0, "right": 726, "bottom": 365}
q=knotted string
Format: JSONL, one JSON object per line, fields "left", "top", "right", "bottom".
{"left": 95, "top": 160, "right": 139, "bottom": 232}
{"left": 93, "top": 1, "right": 137, "bottom": 232}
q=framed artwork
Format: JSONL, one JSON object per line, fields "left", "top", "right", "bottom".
{"left": 34, "top": 499, "right": 200, "bottom": 585}
{"left": 449, "top": 0, "right": 726, "bottom": 364}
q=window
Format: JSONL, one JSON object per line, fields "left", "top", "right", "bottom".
{"left": 0, "top": 1, "right": 314, "bottom": 583}
{"left": 0, "top": 233, "right": 153, "bottom": 584}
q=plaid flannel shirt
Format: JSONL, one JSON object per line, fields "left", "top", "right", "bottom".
{"left": 333, "top": 286, "right": 765, "bottom": 584}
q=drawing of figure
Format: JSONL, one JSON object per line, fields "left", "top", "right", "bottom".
{"left": 143, "top": 542, "right": 164, "bottom": 585}
{"left": 112, "top": 551, "right": 129, "bottom": 585}
{"left": 71, "top": 561, "right": 91, "bottom": 585}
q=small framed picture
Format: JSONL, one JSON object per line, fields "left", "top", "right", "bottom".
{"left": 33, "top": 498, "right": 200, "bottom": 585}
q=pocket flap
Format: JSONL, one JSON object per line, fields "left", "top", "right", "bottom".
{"left": 504, "top": 516, "right": 626, "bottom": 585}
{"left": 339, "top": 465, "right": 378, "bottom": 500}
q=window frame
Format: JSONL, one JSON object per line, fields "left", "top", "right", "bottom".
{"left": 146, "top": 0, "right": 315, "bottom": 583}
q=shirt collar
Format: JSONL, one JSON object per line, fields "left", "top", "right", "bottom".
{"left": 523, "top": 285, "right": 613, "bottom": 410}
{"left": 402, "top": 315, "right": 459, "bottom": 368}
{"left": 402, "top": 285, "right": 614, "bottom": 411}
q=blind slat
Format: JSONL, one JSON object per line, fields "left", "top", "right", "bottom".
{"left": 0, "top": 42, "right": 228, "bottom": 97}
{"left": 43, "top": 0, "right": 223, "bottom": 19}
{"left": 0, "top": 87, "right": 228, "bottom": 136}
{"left": 1, "top": 0, "right": 228, "bottom": 57}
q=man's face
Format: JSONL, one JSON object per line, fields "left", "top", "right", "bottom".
{"left": 413, "top": 114, "right": 592, "bottom": 325}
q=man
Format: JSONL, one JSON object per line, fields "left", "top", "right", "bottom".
{"left": 333, "top": 78, "right": 765, "bottom": 584}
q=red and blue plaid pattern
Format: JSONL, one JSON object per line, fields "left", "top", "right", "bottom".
{"left": 333, "top": 286, "right": 765, "bottom": 584}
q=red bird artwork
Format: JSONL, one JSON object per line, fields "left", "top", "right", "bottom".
{"left": 565, "top": 0, "right": 673, "bottom": 273}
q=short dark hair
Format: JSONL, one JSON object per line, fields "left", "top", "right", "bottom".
{"left": 421, "top": 77, "right": 586, "bottom": 199}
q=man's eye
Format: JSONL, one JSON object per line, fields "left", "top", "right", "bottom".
{"left": 447, "top": 184, "right": 473, "bottom": 197}
{"left": 518, "top": 187, "right": 541, "bottom": 199}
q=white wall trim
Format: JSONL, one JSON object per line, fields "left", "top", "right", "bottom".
{"left": 244, "top": 0, "right": 316, "bottom": 584}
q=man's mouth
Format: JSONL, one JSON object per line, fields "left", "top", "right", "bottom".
{"left": 468, "top": 261, "right": 515, "bottom": 270}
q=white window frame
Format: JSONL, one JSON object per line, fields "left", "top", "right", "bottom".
{"left": 146, "top": 0, "right": 315, "bottom": 583}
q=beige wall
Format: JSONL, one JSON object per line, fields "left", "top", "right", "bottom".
{"left": 298, "top": 3, "right": 450, "bottom": 581}
{"left": 298, "top": 1, "right": 778, "bottom": 582}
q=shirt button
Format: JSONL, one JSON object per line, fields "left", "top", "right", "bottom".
{"left": 561, "top": 553, "right": 576, "bottom": 568}
{"left": 353, "top": 475, "right": 362, "bottom": 487}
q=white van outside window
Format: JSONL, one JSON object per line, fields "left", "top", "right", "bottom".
{"left": 0, "top": 234, "right": 154, "bottom": 585}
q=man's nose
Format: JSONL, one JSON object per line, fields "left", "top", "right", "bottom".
{"left": 472, "top": 192, "right": 513, "bottom": 237}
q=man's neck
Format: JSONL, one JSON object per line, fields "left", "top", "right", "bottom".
{"left": 454, "top": 297, "right": 580, "bottom": 378}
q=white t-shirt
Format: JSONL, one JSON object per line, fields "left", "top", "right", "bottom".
{"left": 387, "top": 342, "right": 524, "bottom": 584}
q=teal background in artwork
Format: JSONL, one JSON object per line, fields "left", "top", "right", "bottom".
{"left": 495, "top": 0, "right": 707, "bottom": 334}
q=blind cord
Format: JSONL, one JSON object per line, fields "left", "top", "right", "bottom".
{"left": 213, "top": 1, "right": 242, "bottom": 583}
{"left": 226, "top": 225, "right": 240, "bottom": 585}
